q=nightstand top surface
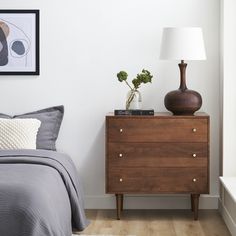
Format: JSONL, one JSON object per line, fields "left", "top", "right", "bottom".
{"left": 106, "top": 112, "right": 209, "bottom": 118}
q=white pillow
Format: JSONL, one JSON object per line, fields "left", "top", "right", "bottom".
{"left": 0, "top": 118, "right": 41, "bottom": 150}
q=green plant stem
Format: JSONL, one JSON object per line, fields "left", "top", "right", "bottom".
{"left": 125, "top": 80, "right": 133, "bottom": 90}
{"left": 126, "top": 90, "right": 135, "bottom": 110}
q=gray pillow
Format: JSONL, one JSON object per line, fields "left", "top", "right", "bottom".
{"left": 14, "top": 106, "right": 64, "bottom": 150}
{"left": 0, "top": 113, "right": 11, "bottom": 118}
{"left": 0, "top": 106, "right": 64, "bottom": 150}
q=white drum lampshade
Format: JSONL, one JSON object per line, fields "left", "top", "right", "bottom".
{"left": 160, "top": 27, "right": 206, "bottom": 61}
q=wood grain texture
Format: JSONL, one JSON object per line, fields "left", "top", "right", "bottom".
{"left": 108, "top": 118, "right": 208, "bottom": 143}
{"left": 76, "top": 210, "right": 231, "bottom": 236}
{"left": 108, "top": 167, "right": 208, "bottom": 194}
{"left": 105, "top": 113, "right": 210, "bottom": 220}
{"left": 164, "top": 62, "right": 202, "bottom": 116}
{"left": 115, "top": 194, "right": 122, "bottom": 220}
{"left": 108, "top": 142, "right": 208, "bottom": 168}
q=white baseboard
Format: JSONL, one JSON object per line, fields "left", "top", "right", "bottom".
{"left": 84, "top": 194, "right": 219, "bottom": 209}
{"left": 219, "top": 198, "right": 236, "bottom": 236}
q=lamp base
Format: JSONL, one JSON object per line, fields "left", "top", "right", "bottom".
{"left": 164, "top": 89, "right": 202, "bottom": 115}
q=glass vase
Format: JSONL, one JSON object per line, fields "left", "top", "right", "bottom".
{"left": 126, "top": 89, "right": 142, "bottom": 110}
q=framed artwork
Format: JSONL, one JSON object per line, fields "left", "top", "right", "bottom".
{"left": 0, "top": 10, "right": 39, "bottom": 75}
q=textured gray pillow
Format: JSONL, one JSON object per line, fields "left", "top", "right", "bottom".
{"left": 0, "top": 114, "right": 11, "bottom": 118}
{"left": 13, "top": 106, "right": 64, "bottom": 150}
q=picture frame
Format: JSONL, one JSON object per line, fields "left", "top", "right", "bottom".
{"left": 0, "top": 10, "right": 39, "bottom": 75}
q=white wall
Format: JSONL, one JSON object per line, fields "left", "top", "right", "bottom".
{"left": 221, "top": 0, "right": 236, "bottom": 177}
{"left": 0, "top": 0, "right": 220, "bottom": 208}
{"left": 219, "top": 1, "right": 236, "bottom": 233}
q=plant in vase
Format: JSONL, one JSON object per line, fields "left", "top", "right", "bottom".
{"left": 117, "top": 69, "right": 153, "bottom": 110}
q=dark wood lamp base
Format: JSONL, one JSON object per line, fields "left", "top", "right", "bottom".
{"left": 164, "top": 61, "right": 202, "bottom": 115}
{"left": 164, "top": 89, "right": 202, "bottom": 115}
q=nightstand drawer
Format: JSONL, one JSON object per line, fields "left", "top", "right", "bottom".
{"left": 108, "top": 142, "right": 208, "bottom": 168}
{"left": 107, "top": 118, "right": 208, "bottom": 143}
{"left": 108, "top": 167, "right": 208, "bottom": 193}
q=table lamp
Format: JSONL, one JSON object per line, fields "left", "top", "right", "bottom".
{"left": 160, "top": 27, "right": 206, "bottom": 115}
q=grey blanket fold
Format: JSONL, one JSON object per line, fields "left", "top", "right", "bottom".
{"left": 0, "top": 149, "right": 89, "bottom": 236}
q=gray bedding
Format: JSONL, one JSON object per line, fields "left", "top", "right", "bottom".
{"left": 0, "top": 149, "right": 89, "bottom": 236}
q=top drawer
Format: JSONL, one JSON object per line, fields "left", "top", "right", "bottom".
{"left": 107, "top": 117, "right": 208, "bottom": 143}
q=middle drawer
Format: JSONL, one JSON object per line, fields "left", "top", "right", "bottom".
{"left": 108, "top": 143, "right": 208, "bottom": 168}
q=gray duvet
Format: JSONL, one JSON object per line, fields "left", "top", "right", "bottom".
{"left": 0, "top": 149, "right": 89, "bottom": 236}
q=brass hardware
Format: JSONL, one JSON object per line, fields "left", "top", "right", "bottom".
{"left": 192, "top": 128, "right": 197, "bottom": 132}
{"left": 120, "top": 128, "right": 123, "bottom": 133}
{"left": 192, "top": 178, "right": 197, "bottom": 182}
{"left": 119, "top": 178, "right": 123, "bottom": 182}
{"left": 119, "top": 153, "right": 123, "bottom": 158}
{"left": 192, "top": 153, "right": 197, "bottom": 158}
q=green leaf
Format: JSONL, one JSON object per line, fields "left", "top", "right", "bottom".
{"left": 117, "top": 71, "right": 128, "bottom": 82}
{"left": 116, "top": 69, "right": 154, "bottom": 89}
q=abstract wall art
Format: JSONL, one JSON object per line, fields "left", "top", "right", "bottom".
{"left": 0, "top": 10, "right": 39, "bottom": 75}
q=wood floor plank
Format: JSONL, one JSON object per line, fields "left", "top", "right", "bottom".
{"left": 199, "top": 210, "right": 231, "bottom": 236}
{"left": 76, "top": 210, "right": 231, "bottom": 236}
{"left": 172, "top": 211, "right": 205, "bottom": 236}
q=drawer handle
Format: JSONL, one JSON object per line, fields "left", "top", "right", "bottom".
{"left": 192, "top": 128, "right": 197, "bottom": 132}
{"left": 119, "top": 153, "right": 123, "bottom": 158}
{"left": 192, "top": 153, "right": 197, "bottom": 158}
{"left": 119, "top": 178, "right": 123, "bottom": 182}
{"left": 119, "top": 128, "right": 123, "bottom": 133}
{"left": 192, "top": 178, "right": 197, "bottom": 182}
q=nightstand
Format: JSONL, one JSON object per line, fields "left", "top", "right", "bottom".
{"left": 105, "top": 112, "right": 209, "bottom": 220}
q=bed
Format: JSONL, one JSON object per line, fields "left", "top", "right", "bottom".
{"left": 0, "top": 149, "right": 89, "bottom": 236}
{"left": 0, "top": 106, "right": 89, "bottom": 236}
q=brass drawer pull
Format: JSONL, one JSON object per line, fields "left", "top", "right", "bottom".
{"left": 192, "top": 153, "right": 197, "bottom": 158}
{"left": 192, "top": 178, "right": 197, "bottom": 182}
{"left": 192, "top": 128, "right": 197, "bottom": 132}
{"left": 119, "top": 153, "right": 123, "bottom": 158}
{"left": 119, "top": 178, "right": 123, "bottom": 182}
{"left": 119, "top": 128, "right": 123, "bottom": 133}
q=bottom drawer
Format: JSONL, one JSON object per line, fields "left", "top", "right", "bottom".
{"left": 107, "top": 167, "right": 208, "bottom": 194}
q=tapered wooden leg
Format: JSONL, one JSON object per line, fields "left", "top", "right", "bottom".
{"left": 190, "top": 194, "right": 194, "bottom": 212}
{"left": 121, "top": 194, "right": 124, "bottom": 211}
{"left": 115, "top": 194, "right": 122, "bottom": 220}
{"left": 192, "top": 194, "right": 200, "bottom": 220}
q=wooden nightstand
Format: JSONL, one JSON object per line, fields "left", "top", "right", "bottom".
{"left": 105, "top": 112, "right": 209, "bottom": 220}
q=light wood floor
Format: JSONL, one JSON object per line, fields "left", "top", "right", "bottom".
{"left": 75, "top": 209, "right": 231, "bottom": 236}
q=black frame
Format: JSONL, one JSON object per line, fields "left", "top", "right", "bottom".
{"left": 0, "top": 9, "right": 40, "bottom": 75}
